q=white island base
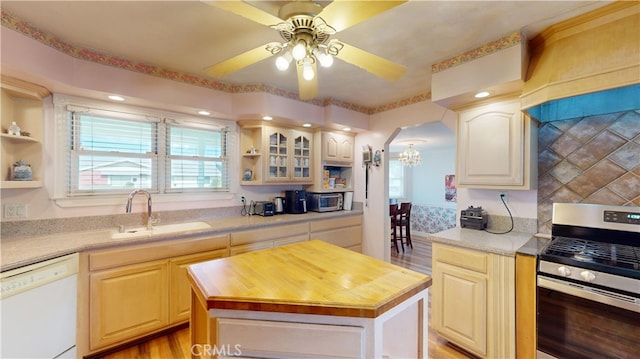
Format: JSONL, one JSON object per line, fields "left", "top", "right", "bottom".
{"left": 191, "top": 289, "right": 428, "bottom": 359}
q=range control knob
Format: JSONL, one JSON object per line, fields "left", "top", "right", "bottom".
{"left": 557, "top": 266, "right": 571, "bottom": 277}
{"left": 580, "top": 271, "right": 596, "bottom": 282}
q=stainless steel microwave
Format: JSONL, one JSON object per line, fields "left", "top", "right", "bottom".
{"left": 306, "top": 192, "right": 343, "bottom": 212}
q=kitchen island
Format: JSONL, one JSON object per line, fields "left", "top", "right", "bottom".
{"left": 188, "top": 240, "right": 432, "bottom": 359}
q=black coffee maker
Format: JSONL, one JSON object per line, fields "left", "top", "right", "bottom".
{"left": 284, "top": 190, "right": 307, "bottom": 214}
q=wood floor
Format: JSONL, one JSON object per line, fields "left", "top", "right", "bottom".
{"left": 99, "top": 235, "right": 475, "bottom": 359}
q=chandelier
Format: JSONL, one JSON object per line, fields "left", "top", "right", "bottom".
{"left": 266, "top": 2, "right": 344, "bottom": 81}
{"left": 399, "top": 144, "right": 422, "bottom": 167}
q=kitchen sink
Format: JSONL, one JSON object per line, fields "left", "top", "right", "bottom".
{"left": 111, "top": 221, "right": 211, "bottom": 239}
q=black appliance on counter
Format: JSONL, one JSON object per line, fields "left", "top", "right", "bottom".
{"left": 253, "top": 201, "right": 274, "bottom": 216}
{"left": 537, "top": 203, "right": 640, "bottom": 358}
{"left": 460, "top": 206, "right": 488, "bottom": 230}
{"left": 284, "top": 190, "right": 307, "bottom": 214}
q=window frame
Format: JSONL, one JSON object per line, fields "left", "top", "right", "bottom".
{"left": 52, "top": 94, "right": 237, "bottom": 207}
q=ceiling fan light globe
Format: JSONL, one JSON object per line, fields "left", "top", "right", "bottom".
{"left": 319, "top": 53, "right": 333, "bottom": 68}
{"left": 275, "top": 55, "right": 290, "bottom": 71}
{"left": 302, "top": 64, "right": 315, "bottom": 81}
{"left": 292, "top": 42, "right": 307, "bottom": 61}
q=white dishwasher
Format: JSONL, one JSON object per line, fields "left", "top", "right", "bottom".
{"left": 1, "top": 253, "right": 78, "bottom": 358}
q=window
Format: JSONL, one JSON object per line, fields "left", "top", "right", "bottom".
{"left": 165, "top": 120, "right": 228, "bottom": 192}
{"left": 389, "top": 159, "right": 405, "bottom": 199}
{"left": 63, "top": 102, "right": 231, "bottom": 198}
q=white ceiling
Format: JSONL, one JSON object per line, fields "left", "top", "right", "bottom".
{"left": 2, "top": 0, "right": 610, "bottom": 110}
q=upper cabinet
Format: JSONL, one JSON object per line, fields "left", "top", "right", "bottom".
{"left": 456, "top": 97, "right": 537, "bottom": 190}
{"left": 321, "top": 132, "right": 353, "bottom": 164}
{"left": 239, "top": 122, "right": 313, "bottom": 185}
{"left": 309, "top": 130, "right": 355, "bottom": 193}
{"left": 0, "top": 76, "right": 50, "bottom": 189}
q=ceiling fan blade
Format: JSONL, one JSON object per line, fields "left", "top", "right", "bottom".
{"left": 296, "top": 62, "right": 318, "bottom": 100}
{"left": 319, "top": 1, "right": 406, "bottom": 33}
{"left": 337, "top": 42, "right": 406, "bottom": 82}
{"left": 204, "top": 43, "right": 277, "bottom": 78}
{"left": 202, "top": 1, "right": 283, "bottom": 27}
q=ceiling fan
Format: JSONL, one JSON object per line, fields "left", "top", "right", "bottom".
{"left": 203, "top": 0, "right": 407, "bottom": 100}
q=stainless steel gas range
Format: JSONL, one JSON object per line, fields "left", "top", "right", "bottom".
{"left": 537, "top": 203, "right": 640, "bottom": 359}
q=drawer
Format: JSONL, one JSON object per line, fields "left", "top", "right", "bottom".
{"left": 433, "top": 243, "right": 488, "bottom": 274}
{"left": 217, "top": 318, "right": 363, "bottom": 359}
{"left": 89, "top": 234, "right": 229, "bottom": 271}
{"left": 230, "top": 223, "right": 308, "bottom": 246}
{"left": 310, "top": 215, "right": 362, "bottom": 232}
{"left": 311, "top": 226, "right": 361, "bottom": 248}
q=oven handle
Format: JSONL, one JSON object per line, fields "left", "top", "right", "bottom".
{"left": 537, "top": 276, "right": 640, "bottom": 313}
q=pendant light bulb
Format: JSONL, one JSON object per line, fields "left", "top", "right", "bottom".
{"left": 302, "top": 62, "right": 314, "bottom": 81}
{"left": 313, "top": 48, "right": 333, "bottom": 68}
{"left": 292, "top": 41, "right": 307, "bottom": 61}
{"left": 275, "top": 51, "right": 292, "bottom": 71}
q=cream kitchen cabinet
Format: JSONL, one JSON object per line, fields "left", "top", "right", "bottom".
{"left": 456, "top": 97, "right": 537, "bottom": 189}
{"left": 431, "top": 243, "right": 515, "bottom": 358}
{"left": 309, "top": 215, "right": 362, "bottom": 252}
{"left": 169, "top": 249, "right": 227, "bottom": 323}
{"left": 78, "top": 234, "right": 229, "bottom": 355}
{"left": 321, "top": 131, "right": 354, "bottom": 164}
{"left": 0, "top": 76, "right": 49, "bottom": 189}
{"left": 309, "top": 130, "right": 355, "bottom": 192}
{"left": 238, "top": 122, "right": 313, "bottom": 185}
{"left": 89, "top": 259, "right": 169, "bottom": 349}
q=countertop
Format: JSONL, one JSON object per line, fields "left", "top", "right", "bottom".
{"left": 188, "top": 239, "right": 432, "bottom": 318}
{"left": 0, "top": 210, "right": 362, "bottom": 272}
{"left": 428, "top": 227, "right": 549, "bottom": 257}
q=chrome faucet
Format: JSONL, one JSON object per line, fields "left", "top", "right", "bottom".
{"left": 126, "top": 189, "right": 153, "bottom": 230}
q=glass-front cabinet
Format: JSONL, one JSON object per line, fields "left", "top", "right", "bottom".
{"left": 238, "top": 122, "right": 312, "bottom": 185}
{"left": 266, "top": 129, "right": 289, "bottom": 181}
{"left": 292, "top": 131, "right": 311, "bottom": 181}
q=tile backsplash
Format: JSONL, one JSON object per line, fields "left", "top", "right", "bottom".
{"left": 537, "top": 110, "right": 640, "bottom": 232}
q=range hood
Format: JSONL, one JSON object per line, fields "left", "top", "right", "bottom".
{"left": 521, "top": 2, "right": 639, "bottom": 120}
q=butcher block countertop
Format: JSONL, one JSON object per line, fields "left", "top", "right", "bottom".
{"left": 188, "top": 240, "right": 432, "bottom": 318}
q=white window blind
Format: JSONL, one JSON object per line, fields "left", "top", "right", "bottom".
{"left": 68, "top": 107, "right": 159, "bottom": 195}
{"left": 165, "top": 119, "right": 229, "bottom": 192}
{"left": 389, "top": 159, "right": 405, "bottom": 199}
{"left": 64, "top": 102, "right": 231, "bottom": 198}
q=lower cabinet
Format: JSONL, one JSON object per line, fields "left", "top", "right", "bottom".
{"left": 80, "top": 234, "right": 229, "bottom": 354}
{"left": 89, "top": 260, "right": 169, "bottom": 349}
{"left": 169, "top": 250, "right": 228, "bottom": 323}
{"left": 310, "top": 215, "right": 362, "bottom": 252}
{"left": 431, "top": 243, "right": 515, "bottom": 358}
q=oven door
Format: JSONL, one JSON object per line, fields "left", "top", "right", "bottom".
{"left": 537, "top": 275, "right": 640, "bottom": 359}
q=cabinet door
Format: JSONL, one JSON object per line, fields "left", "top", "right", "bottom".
{"left": 89, "top": 260, "right": 169, "bottom": 350}
{"left": 432, "top": 261, "right": 487, "bottom": 357}
{"left": 338, "top": 135, "right": 354, "bottom": 163}
{"left": 264, "top": 128, "right": 289, "bottom": 182}
{"left": 457, "top": 99, "right": 525, "bottom": 187}
{"left": 169, "top": 249, "right": 227, "bottom": 324}
{"left": 291, "top": 130, "right": 312, "bottom": 182}
{"left": 322, "top": 132, "right": 353, "bottom": 164}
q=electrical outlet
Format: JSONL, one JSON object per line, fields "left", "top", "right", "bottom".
{"left": 499, "top": 192, "right": 508, "bottom": 204}
{"left": 4, "top": 203, "right": 28, "bottom": 219}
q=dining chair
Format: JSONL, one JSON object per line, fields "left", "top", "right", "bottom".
{"left": 390, "top": 204, "right": 402, "bottom": 253}
{"left": 399, "top": 202, "right": 413, "bottom": 249}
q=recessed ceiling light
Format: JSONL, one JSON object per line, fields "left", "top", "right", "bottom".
{"left": 262, "top": 116, "right": 273, "bottom": 121}
{"left": 342, "top": 127, "right": 351, "bottom": 131}
{"left": 474, "top": 91, "right": 491, "bottom": 98}
{"left": 108, "top": 95, "right": 125, "bottom": 101}
{"left": 198, "top": 110, "right": 211, "bottom": 116}
{"left": 302, "top": 123, "right": 312, "bottom": 128}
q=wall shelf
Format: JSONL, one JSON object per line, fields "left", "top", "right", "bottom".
{"left": 1, "top": 180, "right": 43, "bottom": 189}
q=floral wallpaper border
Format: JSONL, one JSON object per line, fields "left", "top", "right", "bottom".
{"left": 2, "top": 10, "right": 518, "bottom": 115}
